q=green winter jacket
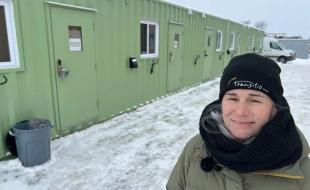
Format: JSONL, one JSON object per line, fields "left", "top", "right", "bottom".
{"left": 166, "top": 130, "right": 310, "bottom": 190}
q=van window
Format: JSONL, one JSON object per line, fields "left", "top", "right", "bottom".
{"left": 278, "top": 42, "right": 287, "bottom": 50}
{"left": 0, "top": 0, "right": 19, "bottom": 69}
{"left": 270, "top": 42, "right": 283, "bottom": 50}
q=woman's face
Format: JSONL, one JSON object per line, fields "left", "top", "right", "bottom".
{"left": 221, "top": 89, "right": 276, "bottom": 140}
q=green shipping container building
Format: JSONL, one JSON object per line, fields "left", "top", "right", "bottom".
{"left": 0, "top": 0, "right": 264, "bottom": 159}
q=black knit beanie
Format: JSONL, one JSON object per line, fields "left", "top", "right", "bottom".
{"left": 219, "top": 53, "right": 284, "bottom": 104}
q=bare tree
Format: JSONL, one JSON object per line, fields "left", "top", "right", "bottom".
{"left": 255, "top": 21, "right": 267, "bottom": 30}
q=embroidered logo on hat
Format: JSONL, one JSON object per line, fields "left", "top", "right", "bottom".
{"left": 228, "top": 77, "right": 269, "bottom": 93}
{"left": 219, "top": 53, "right": 284, "bottom": 104}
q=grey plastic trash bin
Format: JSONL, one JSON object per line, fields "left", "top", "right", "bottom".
{"left": 12, "top": 119, "right": 53, "bottom": 167}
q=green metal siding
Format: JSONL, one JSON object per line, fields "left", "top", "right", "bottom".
{"left": 0, "top": 0, "right": 263, "bottom": 158}
{"left": 182, "top": 11, "right": 204, "bottom": 86}
{"left": 204, "top": 15, "right": 227, "bottom": 76}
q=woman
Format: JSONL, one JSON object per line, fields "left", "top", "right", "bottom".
{"left": 166, "top": 53, "right": 310, "bottom": 190}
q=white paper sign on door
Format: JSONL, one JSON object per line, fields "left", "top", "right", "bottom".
{"left": 69, "top": 38, "right": 82, "bottom": 52}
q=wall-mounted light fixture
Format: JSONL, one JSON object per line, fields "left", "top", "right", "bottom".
{"left": 129, "top": 57, "right": 138, "bottom": 68}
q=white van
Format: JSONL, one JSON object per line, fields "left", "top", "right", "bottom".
{"left": 260, "top": 36, "right": 296, "bottom": 63}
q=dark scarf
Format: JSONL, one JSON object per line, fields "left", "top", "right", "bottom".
{"left": 199, "top": 100, "right": 302, "bottom": 173}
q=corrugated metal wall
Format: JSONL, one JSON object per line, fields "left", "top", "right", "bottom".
{"left": 278, "top": 39, "right": 310, "bottom": 59}
{"left": 0, "top": 0, "right": 263, "bottom": 158}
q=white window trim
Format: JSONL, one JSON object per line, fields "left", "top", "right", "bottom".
{"left": 216, "top": 30, "right": 223, "bottom": 52}
{"left": 140, "top": 20, "right": 159, "bottom": 59}
{"left": 235, "top": 34, "right": 241, "bottom": 49}
{"left": 0, "top": 0, "right": 19, "bottom": 69}
{"left": 251, "top": 35, "right": 255, "bottom": 50}
{"left": 248, "top": 36, "right": 252, "bottom": 50}
{"left": 259, "top": 37, "right": 263, "bottom": 49}
{"left": 229, "top": 32, "right": 235, "bottom": 50}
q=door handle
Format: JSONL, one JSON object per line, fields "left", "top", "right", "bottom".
{"left": 57, "top": 59, "right": 70, "bottom": 80}
{"left": 150, "top": 59, "right": 159, "bottom": 74}
{"left": 58, "top": 67, "right": 70, "bottom": 80}
{"left": 194, "top": 55, "right": 200, "bottom": 65}
{"left": 0, "top": 75, "right": 8, "bottom": 85}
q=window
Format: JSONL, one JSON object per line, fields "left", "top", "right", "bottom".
{"left": 251, "top": 36, "right": 255, "bottom": 50}
{"left": 229, "top": 32, "right": 235, "bottom": 50}
{"left": 0, "top": 0, "right": 19, "bottom": 69}
{"left": 173, "top": 33, "right": 179, "bottom": 49}
{"left": 278, "top": 42, "right": 287, "bottom": 50}
{"left": 259, "top": 37, "right": 263, "bottom": 49}
{"left": 216, "top": 30, "right": 223, "bottom": 51}
{"left": 248, "top": 36, "right": 252, "bottom": 50}
{"left": 68, "top": 26, "right": 83, "bottom": 52}
{"left": 140, "top": 20, "right": 159, "bottom": 58}
{"left": 270, "top": 42, "right": 283, "bottom": 50}
{"left": 207, "top": 35, "right": 211, "bottom": 48}
{"left": 235, "top": 34, "right": 241, "bottom": 50}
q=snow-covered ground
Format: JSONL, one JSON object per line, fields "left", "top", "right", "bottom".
{"left": 0, "top": 58, "right": 309, "bottom": 190}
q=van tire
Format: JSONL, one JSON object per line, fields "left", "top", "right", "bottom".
{"left": 278, "top": 56, "right": 287, "bottom": 64}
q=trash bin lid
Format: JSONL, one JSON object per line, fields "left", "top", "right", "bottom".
{"left": 28, "top": 118, "right": 51, "bottom": 129}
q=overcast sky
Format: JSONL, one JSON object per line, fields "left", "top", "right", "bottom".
{"left": 163, "top": 0, "right": 310, "bottom": 39}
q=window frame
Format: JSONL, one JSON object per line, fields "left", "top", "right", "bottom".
{"left": 0, "top": 0, "right": 20, "bottom": 70}
{"left": 270, "top": 41, "right": 283, "bottom": 50}
{"left": 235, "top": 33, "right": 241, "bottom": 51}
{"left": 248, "top": 36, "right": 252, "bottom": 50}
{"left": 140, "top": 20, "right": 159, "bottom": 59}
{"left": 216, "top": 30, "right": 223, "bottom": 52}
{"left": 229, "top": 32, "right": 235, "bottom": 50}
{"left": 207, "top": 35, "right": 211, "bottom": 48}
{"left": 259, "top": 36, "right": 263, "bottom": 50}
